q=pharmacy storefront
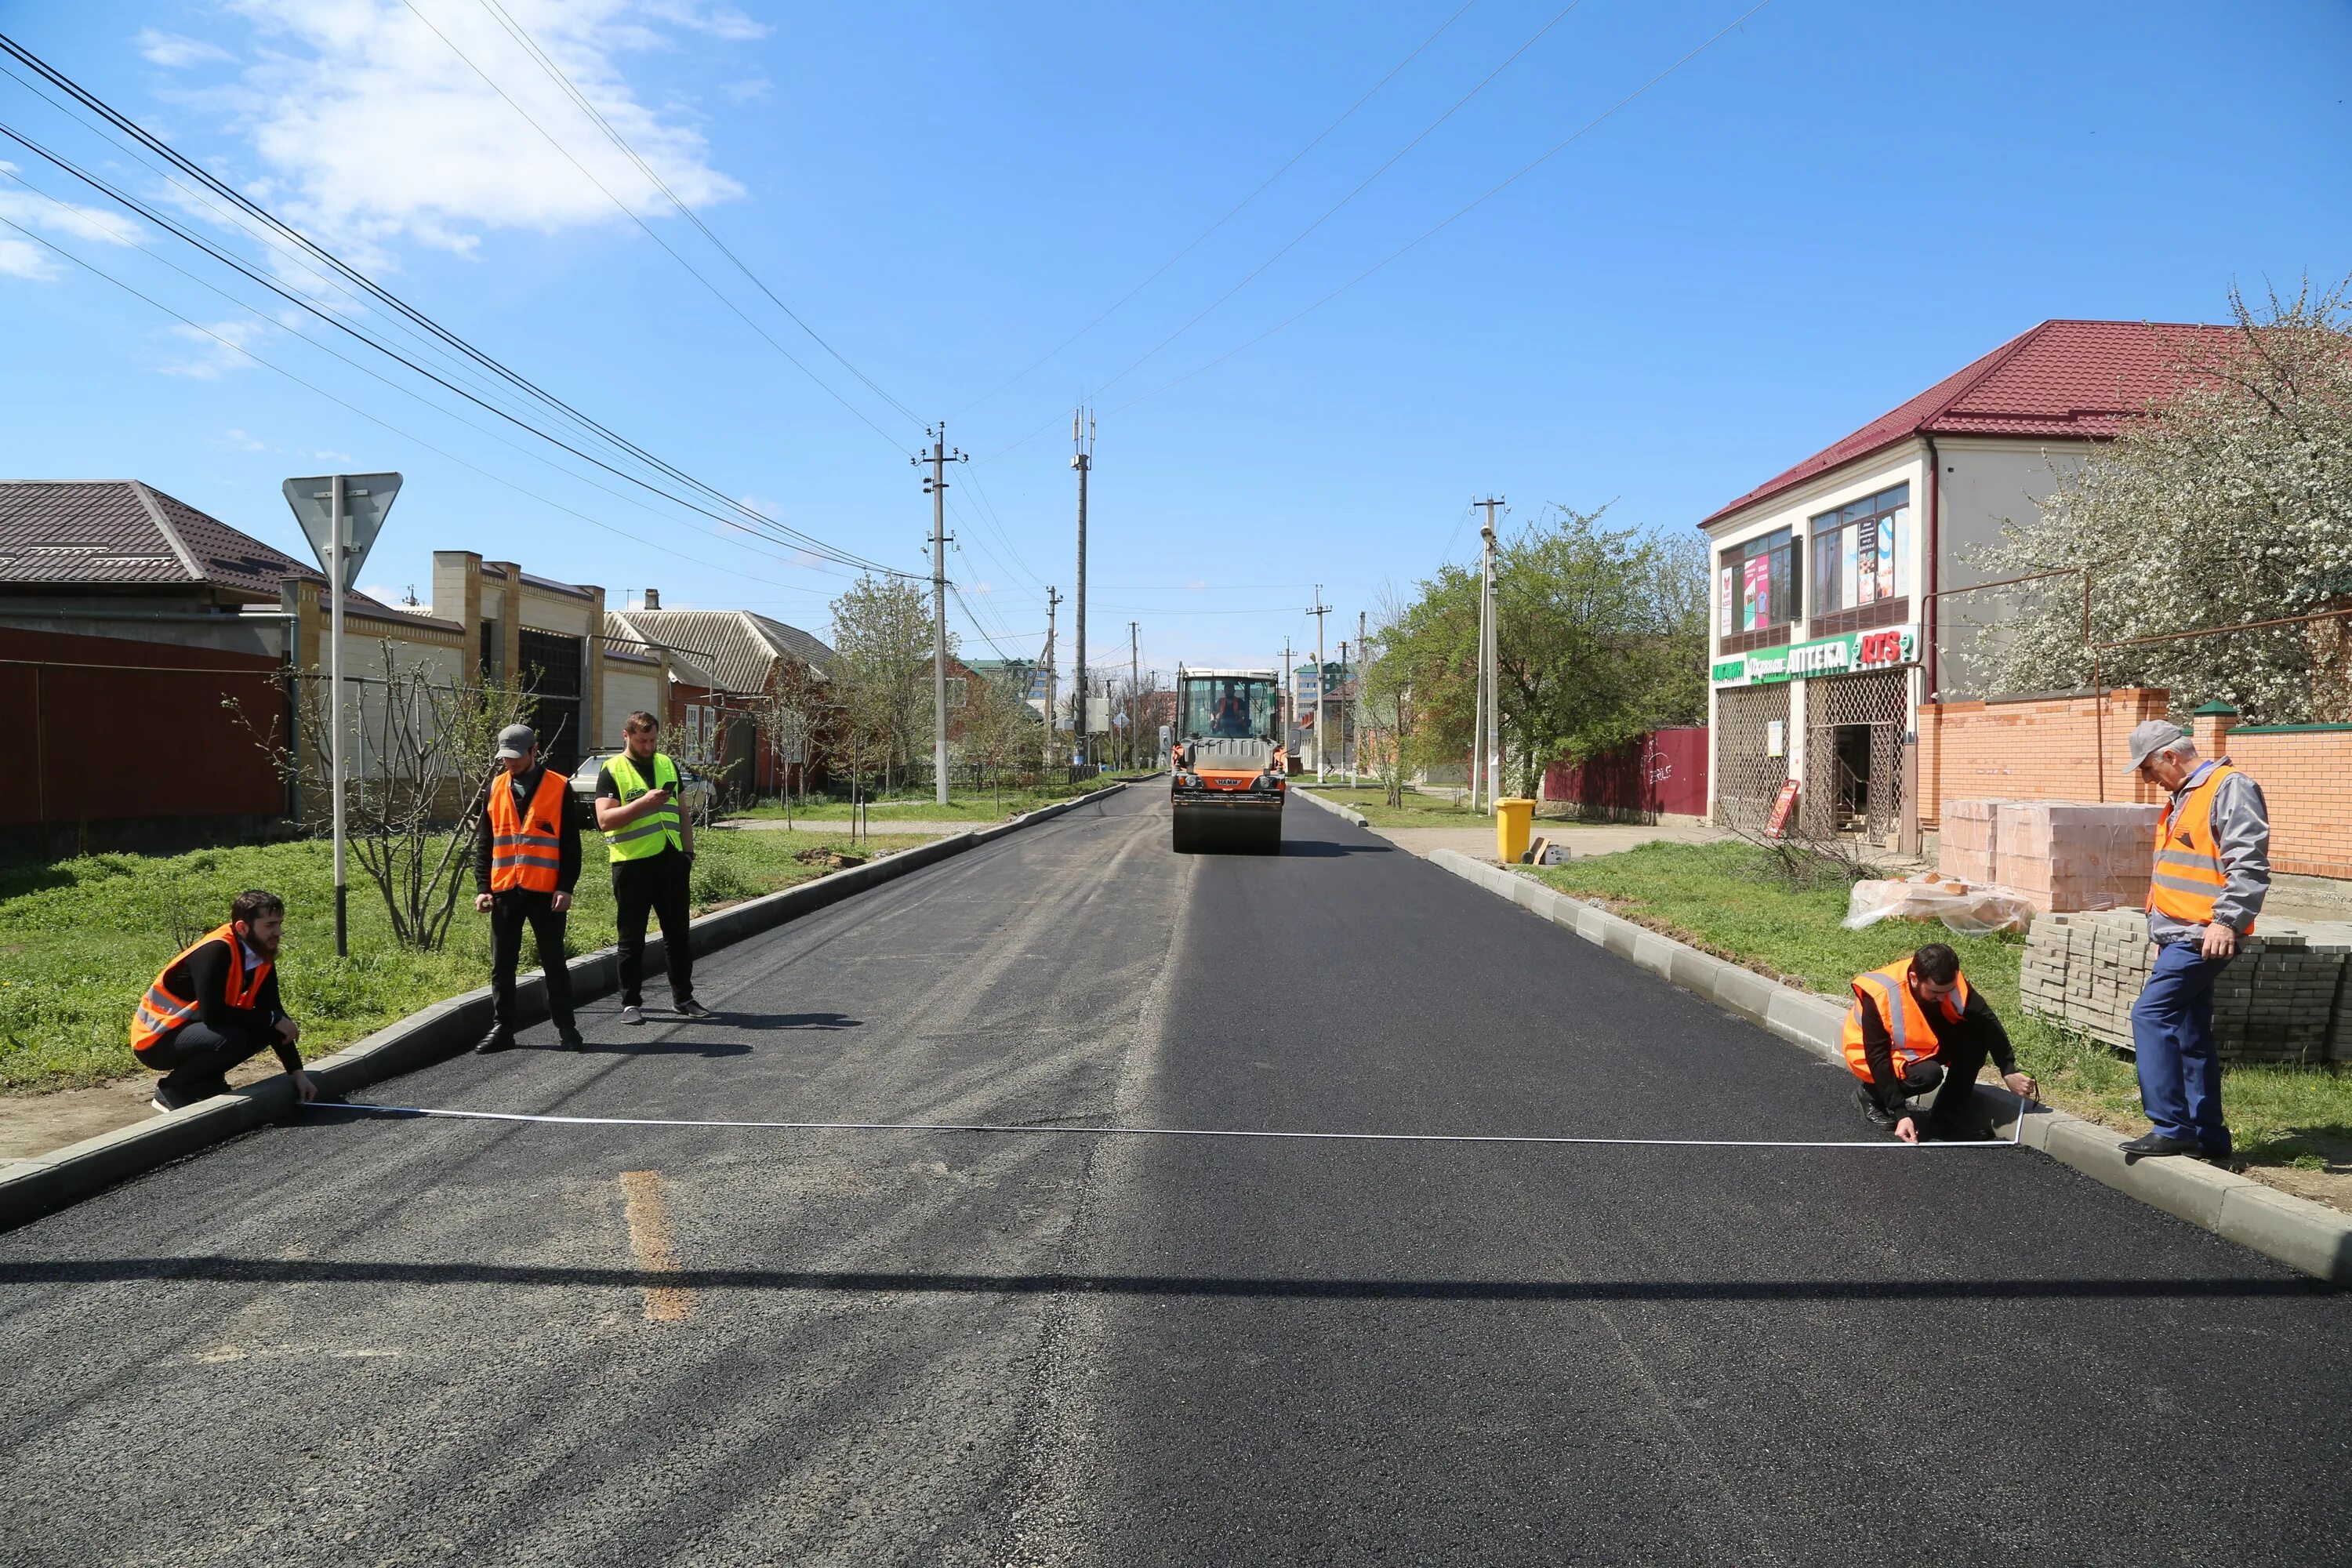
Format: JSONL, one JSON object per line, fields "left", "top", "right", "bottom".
{"left": 1713, "top": 624, "right": 1919, "bottom": 839}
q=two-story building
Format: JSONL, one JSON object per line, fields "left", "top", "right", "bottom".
{"left": 1699, "top": 318, "right": 2233, "bottom": 841}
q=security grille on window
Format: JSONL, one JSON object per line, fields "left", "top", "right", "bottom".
{"left": 946, "top": 677, "right": 967, "bottom": 710}
{"left": 1809, "top": 484, "right": 1910, "bottom": 634}
{"left": 1717, "top": 528, "right": 1800, "bottom": 655}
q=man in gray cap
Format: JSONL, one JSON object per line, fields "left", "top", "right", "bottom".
{"left": 472, "top": 722, "right": 586, "bottom": 1053}
{"left": 2120, "top": 718, "right": 2270, "bottom": 1160}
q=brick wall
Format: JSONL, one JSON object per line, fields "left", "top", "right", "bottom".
{"left": 2227, "top": 725, "right": 2352, "bottom": 878}
{"left": 1918, "top": 688, "right": 2169, "bottom": 827}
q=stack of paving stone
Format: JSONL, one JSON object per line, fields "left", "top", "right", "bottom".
{"left": 2020, "top": 910, "right": 2352, "bottom": 1063}
{"left": 1939, "top": 799, "right": 1998, "bottom": 884}
{"left": 1939, "top": 800, "right": 2161, "bottom": 913}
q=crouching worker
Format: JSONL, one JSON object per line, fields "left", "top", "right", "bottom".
{"left": 1842, "top": 943, "right": 2036, "bottom": 1142}
{"left": 132, "top": 889, "right": 315, "bottom": 1113}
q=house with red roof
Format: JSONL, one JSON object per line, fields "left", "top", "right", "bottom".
{"left": 1698, "top": 319, "right": 2234, "bottom": 840}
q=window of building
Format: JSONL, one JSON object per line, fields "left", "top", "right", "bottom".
{"left": 1808, "top": 483, "right": 1910, "bottom": 634}
{"left": 1717, "top": 527, "right": 1800, "bottom": 653}
{"left": 946, "top": 676, "right": 967, "bottom": 710}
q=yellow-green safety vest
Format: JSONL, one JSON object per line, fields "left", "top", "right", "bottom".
{"left": 603, "top": 751, "right": 683, "bottom": 862}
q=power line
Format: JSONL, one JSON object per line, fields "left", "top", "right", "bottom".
{"left": 470, "top": 0, "right": 921, "bottom": 427}
{"left": 1109, "top": 0, "right": 1778, "bottom": 417}
{"left": 398, "top": 0, "right": 915, "bottom": 450}
{"left": 1083, "top": 1, "right": 1589, "bottom": 403}
{"left": 950, "top": 0, "right": 1478, "bottom": 419}
{"left": 0, "top": 212, "right": 854, "bottom": 597}
{"left": 0, "top": 30, "right": 916, "bottom": 579}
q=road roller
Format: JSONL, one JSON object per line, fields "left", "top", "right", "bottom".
{"left": 1170, "top": 666, "right": 1286, "bottom": 854}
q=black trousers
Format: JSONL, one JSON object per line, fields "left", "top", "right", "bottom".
{"left": 136, "top": 1022, "right": 276, "bottom": 1097}
{"left": 1867, "top": 1020, "right": 1998, "bottom": 1131}
{"left": 490, "top": 889, "right": 577, "bottom": 1037}
{"left": 614, "top": 848, "right": 695, "bottom": 1007}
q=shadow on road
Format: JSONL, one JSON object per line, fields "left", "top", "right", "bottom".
{"left": 1279, "top": 839, "right": 1392, "bottom": 857}
{"left": 2, "top": 1258, "right": 2332, "bottom": 1301}
{"left": 713, "top": 1011, "right": 863, "bottom": 1032}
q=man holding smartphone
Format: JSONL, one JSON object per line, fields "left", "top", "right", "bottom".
{"left": 597, "top": 710, "right": 712, "bottom": 1025}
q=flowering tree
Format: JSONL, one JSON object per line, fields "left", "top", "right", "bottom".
{"left": 1976, "top": 278, "right": 2352, "bottom": 721}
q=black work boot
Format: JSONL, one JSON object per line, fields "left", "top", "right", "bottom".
{"left": 1853, "top": 1085, "right": 1898, "bottom": 1131}
{"left": 474, "top": 1031, "right": 515, "bottom": 1055}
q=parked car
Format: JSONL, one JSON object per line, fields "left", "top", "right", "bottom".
{"left": 568, "top": 750, "right": 717, "bottom": 826}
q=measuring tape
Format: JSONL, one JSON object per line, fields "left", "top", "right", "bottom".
{"left": 313, "top": 1102, "right": 2027, "bottom": 1150}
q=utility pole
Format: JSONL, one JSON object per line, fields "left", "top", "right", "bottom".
{"left": 1044, "top": 586, "right": 1061, "bottom": 772}
{"left": 1128, "top": 620, "right": 1140, "bottom": 772}
{"left": 1355, "top": 607, "right": 1367, "bottom": 786}
{"left": 913, "top": 425, "right": 967, "bottom": 806}
{"left": 1072, "top": 408, "right": 1094, "bottom": 771}
{"left": 1475, "top": 496, "right": 1504, "bottom": 814}
{"left": 1280, "top": 637, "right": 1294, "bottom": 772}
{"left": 1338, "top": 639, "right": 1350, "bottom": 786}
{"left": 1308, "top": 586, "right": 1331, "bottom": 783}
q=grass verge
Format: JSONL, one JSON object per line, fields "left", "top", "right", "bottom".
{"left": 0, "top": 828, "right": 936, "bottom": 1095}
{"left": 1298, "top": 784, "right": 1494, "bottom": 830}
{"left": 733, "top": 779, "right": 1126, "bottom": 824}
{"left": 1527, "top": 840, "right": 2352, "bottom": 1185}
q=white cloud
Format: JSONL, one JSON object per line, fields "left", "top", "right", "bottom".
{"left": 137, "top": 28, "right": 238, "bottom": 68}
{"left": 214, "top": 1, "right": 747, "bottom": 263}
{"left": 720, "top": 76, "right": 771, "bottom": 104}
{"left": 0, "top": 238, "right": 53, "bottom": 280}
{"left": 220, "top": 427, "right": 270, "bottom": 450}
{"left": 640, "top": 1, "right": 767, "bottom": 42}
{"left": 162, "top": 318, "right": 268, "bottom": 378}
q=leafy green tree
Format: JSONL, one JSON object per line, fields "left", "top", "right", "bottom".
{"left": 1378, "top": 506, "right": 1706, "bottom": 797}
{"left": 1978, "top": 278, "right": 2352, "bottom": 720}
{"left": 829, "top": 573, "right": 950, "bottom": 791}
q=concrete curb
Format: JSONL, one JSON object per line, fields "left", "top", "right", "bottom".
{"left": 1294, "top": 786, "right": 1370, "bottom": 829}
{"left": 0, "top": 782, "right": 1127, "bottom": 1232}
{"left": 1420, "top": 848, "right": 2352, "bottom": 1287}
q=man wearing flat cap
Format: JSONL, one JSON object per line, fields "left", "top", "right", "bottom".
{"left": 2121, "top": 719, "right": 2270, "bottom": 1161}
{"left": 473, "top": 722, "right": 586, "bottom": 1054}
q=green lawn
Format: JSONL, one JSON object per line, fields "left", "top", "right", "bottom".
{"left": 733, "top": 778, "right": 1127, "bottom": 824}
{"left": 1528, "top": 840, "right": 2351, "bottom": 1175}
{"left": 1298, "top": 784, "right": 1494, "bottom": 830}
{"left": 0, "top": 827, "right": 937, "bottom": 1095}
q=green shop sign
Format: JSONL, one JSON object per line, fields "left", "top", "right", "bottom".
{"left": 1713, "top": 623, "right": 1918, "bottom": 688}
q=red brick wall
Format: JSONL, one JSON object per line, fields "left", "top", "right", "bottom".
{"left": 1918, "top": 689, "right": 2169, "bottom": 827}
{"left": 2227, "top": 727, "right": 2352, "bottom": 878}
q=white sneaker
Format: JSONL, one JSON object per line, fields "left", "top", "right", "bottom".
{"left": 620, "top": 1004, "right": 644, "bottom": 1026}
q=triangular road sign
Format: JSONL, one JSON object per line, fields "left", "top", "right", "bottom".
{"left": 282, "top": 473, "right": 402, "bottom": 586}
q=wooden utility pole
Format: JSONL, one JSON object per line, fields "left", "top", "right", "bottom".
{"left": 913, "top": 425, "right": 967, "bottom": 805}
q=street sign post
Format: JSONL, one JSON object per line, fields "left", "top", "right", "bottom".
{"left": 283, "top": 473, "right": 402, "bottom": 957}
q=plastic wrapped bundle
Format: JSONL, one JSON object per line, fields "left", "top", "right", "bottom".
{"left": 1842, "top": 873, "right": 2036, "bottom": 935}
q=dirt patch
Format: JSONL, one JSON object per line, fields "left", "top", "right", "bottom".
{"left": 792, "top": 848, "right": 868, "bottom": 871}
{"left": 0, "top": 1054, "right": 283, "bottom": 1162}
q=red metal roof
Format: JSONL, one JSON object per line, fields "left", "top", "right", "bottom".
{"left": 1700, "top": 320, "right": 2240, "bottom": 528}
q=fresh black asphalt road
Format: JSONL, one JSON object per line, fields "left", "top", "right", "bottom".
{"left": 2, "top": 786, "right": 2348, "bottom": 1566}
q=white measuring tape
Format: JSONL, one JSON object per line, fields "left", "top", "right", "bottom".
{"left": 316, "top": 1102, "right": 2026, "bottom": 1150}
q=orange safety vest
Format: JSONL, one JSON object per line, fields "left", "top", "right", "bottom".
{"left": 131, "top": 923, "right": 270, "bottom": 1054}
{"left": 2147, "top": 760, "right": 2252, "bottom": 934}
{"left": 487, "top": 767, "right": 569, "bottom": 894}
{"left": 1839, "top": 956, "right": 1971, "bottom": 1083}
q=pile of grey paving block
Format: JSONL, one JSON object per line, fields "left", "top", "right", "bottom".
{"left": 2020, "top": 910, "right": 2352, "bottom": 1063}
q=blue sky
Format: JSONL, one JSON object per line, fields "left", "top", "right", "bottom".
{"left": 2, "top": 0, "right": 2347, "bottom": 679}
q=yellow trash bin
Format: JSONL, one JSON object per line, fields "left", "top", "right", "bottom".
{"left": 1497, "top": 798, "right": 1537, "bottom": 864}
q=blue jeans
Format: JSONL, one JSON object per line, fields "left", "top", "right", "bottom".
{"left": 2129, "top": 940, "right": 2233, "bottom": 1154}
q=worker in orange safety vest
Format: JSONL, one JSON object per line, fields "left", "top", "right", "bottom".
{"left": 1842, "top": 943, "right": 2037, "bottom": 1143}
{"left": 473, "top": 722, "right": 585, "bottom": 1053}
{"left": 2119, "top": 720, "right": 2270, "bottom": 1162}
{"left": 131, "top": 888, "right": 314, "bottom": 1112}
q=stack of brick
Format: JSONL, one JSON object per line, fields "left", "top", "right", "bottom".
{"left": 2020, "top": 911, "right": 2352, "bottom": 1063}
{"left": 1938, "top": 799, "right": 1998, "bottom": 884}
{"left": 1994, "top": 801, "right": 2162, "bottom": 913}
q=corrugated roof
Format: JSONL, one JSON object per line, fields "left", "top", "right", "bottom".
{"left": 0, "top": 480, "right": 460, "bottom": 626}
{"left": 606, "top": 608, "right": 833, "bottom": 695}
{"left": 1700, "top": 320, "right": 2241, "bottom": 528}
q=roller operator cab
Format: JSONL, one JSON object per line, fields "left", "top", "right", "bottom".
{"left": 1170, "top": 666, "right": 1285, "bottom": 854}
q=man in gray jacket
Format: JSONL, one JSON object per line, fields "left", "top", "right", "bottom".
{"left": 2121, "top": 720, "right": 2270, "bottom": 1162}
